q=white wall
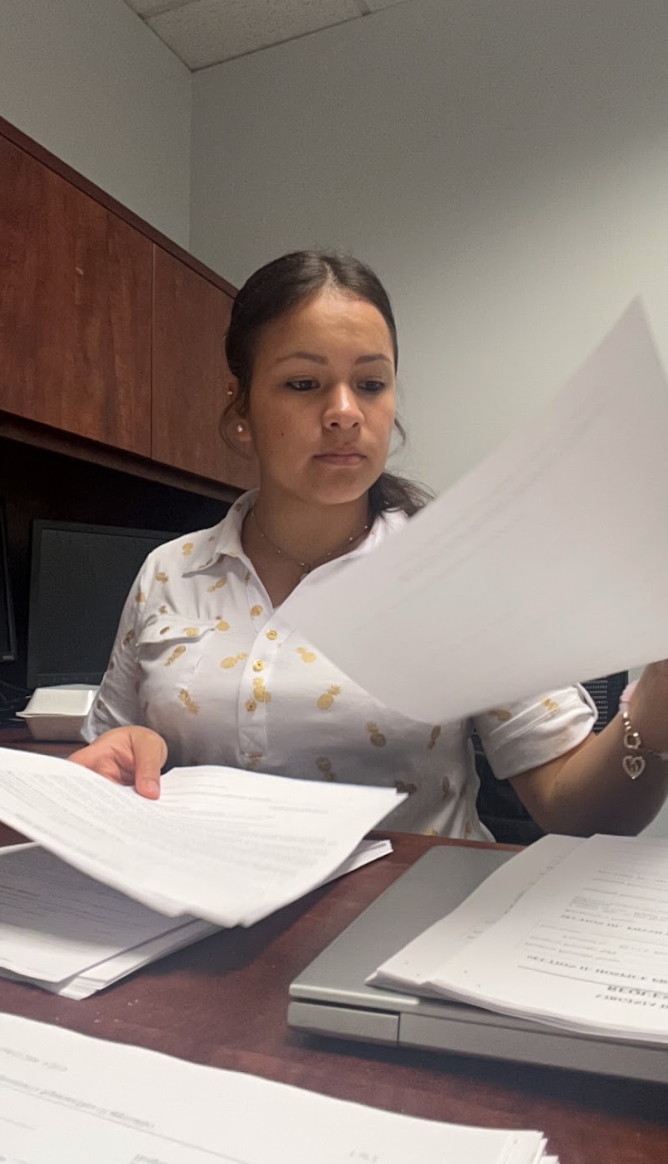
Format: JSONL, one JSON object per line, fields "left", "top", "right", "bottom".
{"left": 0, "top": 0, "right": 192, "bottom": 246}
{"left": 191, "top": 0, "right": 668, "bottom": 492}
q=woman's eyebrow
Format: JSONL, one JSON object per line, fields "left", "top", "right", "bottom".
{"left": 273, "top": 352, "right": 392, "bottom": 367}
{"left": 274, "top": 350, "right": 328, "bottom": 366}
{"left": 354, "top": 354, "right": 393, "bottom": 366}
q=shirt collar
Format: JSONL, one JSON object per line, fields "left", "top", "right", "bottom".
{"left": 185, "top": 489, "right": 258, "bottom": 574}
{"left": 184, "top": 488, "right": 405, "bottom": 576}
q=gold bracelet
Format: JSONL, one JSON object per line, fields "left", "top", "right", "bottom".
{"left": 619, "top": 681, "right": 668, "bottom": 780}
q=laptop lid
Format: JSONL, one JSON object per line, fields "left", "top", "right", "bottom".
{"left": 288, "top": 845, "right": 668, "bottom": 1084}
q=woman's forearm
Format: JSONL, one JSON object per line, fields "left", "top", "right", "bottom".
{"left": 511, "top": 666, "right": 668, "bottom": 836}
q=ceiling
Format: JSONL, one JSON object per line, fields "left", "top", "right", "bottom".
{"left": 122, "top": 0, "right": 410, "bottom": 71}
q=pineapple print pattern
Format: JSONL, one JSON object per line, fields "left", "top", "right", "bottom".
{"left": 296, "top": 647, "right": 317, "bottom": 664}
{"left": 316, "top": 757, "right": 337, "bottom": 781}
{"left": 178, "top": 689, "right": 199, "bottom": 715}
{"left": 165, "top": 645, "right": 186, "bottom": 667}
{"left": 366, "top": 722, "right": 387, "bottom": 748}
{"left": 317, "top": 685, "right": 341, "bottom": 711}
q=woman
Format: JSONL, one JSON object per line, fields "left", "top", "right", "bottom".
{"left": 74, "top": 251, "right": 668, "bottom": 839}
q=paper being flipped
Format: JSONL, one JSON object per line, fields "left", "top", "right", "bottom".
{"left": 281, "top": 300, "right": 668, "bottom": 723}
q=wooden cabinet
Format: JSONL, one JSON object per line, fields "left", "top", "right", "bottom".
{"left": 152, "top": 246, "right": 256, "bottom": 488}
{"left": 0, "top": 134, "right": 152, "bottom": 456}
{"left": 0, "top": 119, "right": 255, "bottom": 493}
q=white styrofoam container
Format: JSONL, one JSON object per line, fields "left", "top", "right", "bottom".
{"left": 17, "top": 685, "right": 99, "bottom": 742}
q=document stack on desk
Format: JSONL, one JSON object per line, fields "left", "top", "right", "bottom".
{"left": 0, "top": 838, "right": 389, "bottom": 1000}
{"left": 370, "top": 832, "right": 668, "bottom": 1046}
{"left": 0, "top": 842, "right": 219, "bottom": 999}
{"left": 0, "top": 1012, "right": 557, "bottom": 1163}
{"left": 0, "top": 747, "right": 398, "bottom": 997}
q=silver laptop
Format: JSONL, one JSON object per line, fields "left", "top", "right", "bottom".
{"left": 288, "top": 846, "right": 668, "bottom": 1084}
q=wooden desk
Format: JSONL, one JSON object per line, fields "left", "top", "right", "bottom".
{"left": 0, "top": 826, "right": 665, "bottom": 1161}
{"left": 0, "top": 725, "right": 74, "bottom": 758}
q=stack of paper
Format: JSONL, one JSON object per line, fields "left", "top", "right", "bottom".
{"left": 0, "top": 748, "right": 402, "bottom": 926}
{"left": 0, "top": 1012, "right": 557, "bottom": 1163}
{"left": 0, "top": 747, "right": 398, "bottom": 995}
{"left": 0, "top": 837, "right": 390, "bottom": 999}
{"left": 0, "top": 842, "right": 217, "bottom": 998}
{"left": 0, "top": 838, "right": 391, "bottom": 1001}
{"left": 370, "top": 832, "right": 668, "bottom": 1046}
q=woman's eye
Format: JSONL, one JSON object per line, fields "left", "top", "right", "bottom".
{"left": 286, "top": 379, "right": 318, "bottom": 392}
{"left": 359, "top": 380, "right": 386, "bottom": 393}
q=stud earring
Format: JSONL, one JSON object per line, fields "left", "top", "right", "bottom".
{"left": 235, "top": 423, "right": 244, "bottom": 433}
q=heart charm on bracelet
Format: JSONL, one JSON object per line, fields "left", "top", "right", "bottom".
{"left": 622, "top": 753, "right": 646, "bottom": 780}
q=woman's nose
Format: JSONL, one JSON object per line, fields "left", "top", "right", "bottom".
{"left": 323, "top": 384, "right": 363, "bottom": 429}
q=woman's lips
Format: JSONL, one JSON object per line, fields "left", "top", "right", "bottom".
{"left": 314, "top": 452, "right": 366, "bottom": 466}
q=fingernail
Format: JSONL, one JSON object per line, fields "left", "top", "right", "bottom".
{"left": 144, "top": 780, "right": 160, "bottom": 797}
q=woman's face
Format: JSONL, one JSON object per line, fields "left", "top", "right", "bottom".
{"left": 240, "top": 289, "right": 397, "bottom": 508}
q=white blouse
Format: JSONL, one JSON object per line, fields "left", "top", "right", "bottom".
{"left": 83, "top": 490, "right": 596, "bottom": 840}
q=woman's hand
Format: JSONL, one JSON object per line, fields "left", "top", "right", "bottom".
{"left": 69, "top": 727, "right": 168, "bottom": 799}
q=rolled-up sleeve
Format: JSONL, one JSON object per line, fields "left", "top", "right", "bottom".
{"left": 473, "top": 684, "right": 597, "bottom": 780}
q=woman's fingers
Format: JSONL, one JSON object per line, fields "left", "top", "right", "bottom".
{"left": 69, "top": 727, "right": 168, "bottom": 798}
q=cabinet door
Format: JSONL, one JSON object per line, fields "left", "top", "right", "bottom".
{"left": 0, "top": 135, "right": 152, "bottom": 455}
{"left": 152, "top": 246, "right": 257, "bottom": 488}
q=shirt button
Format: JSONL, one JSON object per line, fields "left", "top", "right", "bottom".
{"left": 253, "top": 660, "right": 265, "bottom": 672}
{"left": 246, "top": 699, "right": 257, "bottom": 713}
{"left": 266, "top": 629, "right": 278, "bottom": 641}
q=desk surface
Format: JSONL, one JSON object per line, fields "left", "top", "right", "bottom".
{"left": 0, "top": 725, "right": 74, "bottom": 757}
{"left": 0, "top": 824, "right": 665, "bottom": 1162}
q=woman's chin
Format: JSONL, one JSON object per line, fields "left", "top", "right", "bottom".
{"left": 306, "top": 483, "right": 372, "bottom": 508}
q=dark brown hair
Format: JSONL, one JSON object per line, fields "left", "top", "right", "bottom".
{"left": 223, "top": 250, "right": 432, "bottom": 518}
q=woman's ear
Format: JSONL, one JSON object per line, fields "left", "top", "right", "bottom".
{"left": 229, "top": 414, "right": 253, "bottom": 446}
{"left": 219, "top": 381, "right": 254, "bottom": 455}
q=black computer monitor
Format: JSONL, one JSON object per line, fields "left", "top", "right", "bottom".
{"left": 0, "top": 504, "right": 17, "bottom": 664}
{"left": 27, "top": 520, "right": 181, "bottom": 688}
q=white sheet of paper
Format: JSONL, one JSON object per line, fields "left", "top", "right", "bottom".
{"left": 0, "top": 749, "right": 404, "bottom": 928}
{"left": 427, "top": 833, "right": 668, "bottom": 1043}
{"left": 368, "top": 834, "right": 581, "bottom": 993}
{"left": 281, "top": 300, "right": 668, "bottom": 721}
{"left": 324, "top": 836, "right": 393, "bottom": 882}
{"left": 0, "top": 915, "right": 218, "bottom": 999}
{"left": 0, "top": 1013, "right": 552, "bottom": 1164}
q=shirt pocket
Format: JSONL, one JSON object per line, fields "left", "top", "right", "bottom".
{"left": 136, "top": 616, "right": 217, "bottom": 681}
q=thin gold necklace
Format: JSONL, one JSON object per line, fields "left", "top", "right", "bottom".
{"left": 250, "top": 507, "right": 370, "bottom": 581}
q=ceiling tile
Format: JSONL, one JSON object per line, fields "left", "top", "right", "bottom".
{"left": 362, "top": 0, "right": 412, "bottom": 10}
{"left": 124, "top": 0, "right": 195, "bottom": 15}
{"left": 148, "top": 0, "right": 362, "bottom": 70}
